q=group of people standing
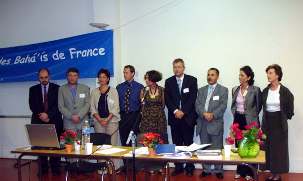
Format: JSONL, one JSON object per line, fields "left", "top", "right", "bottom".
{"left": 29, "top": 59, "right": 294, "bottom": 181}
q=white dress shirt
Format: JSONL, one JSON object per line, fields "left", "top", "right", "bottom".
{"left": 266, "top": 85, "right": 281, "bottom": 112}
{"left": 174, "top": 74, "right": 185, "bottom": 114}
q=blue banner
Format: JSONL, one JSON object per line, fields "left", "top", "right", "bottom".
{"left": 0, "top": 30, "right": 113, "bottom": 83}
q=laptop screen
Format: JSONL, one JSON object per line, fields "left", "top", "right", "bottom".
{"left": 26, "top": 124, "right": 60, "bottom": 149}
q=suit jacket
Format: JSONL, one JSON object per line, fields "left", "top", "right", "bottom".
{"left": 195, "top": 84, "right": 228, "bottom": 136}
{"left": 58, "top": 83, "right": 90, "bottom": 130}
{"left": 231, "top": 85, "right": 262, "bottom": 124}
{"left": 90, "top": 87, "right": 120, "bottom": 123}
{"left": 164, "top": 74, "right": 198, "bottom": 127}
{"left": 29, "top": 82, "right": 63, "bottom": 136}
{"left": 261, "top": 84, "right": 294, "bottom": 133}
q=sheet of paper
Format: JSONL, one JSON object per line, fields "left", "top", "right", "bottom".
{"left": 176, "top": 143, "right": 211, "bottom": 152}
{"left": 124, "top": 147, "right": 149, "bottom": 157}
{"left": 24, "top": 146, "right": 31, "bottom": 150}
{"left": 95, "top": 148, "right": 127, "bottom": 155}
{"left": 96, "top": 145, "right": 112, "bottom": 150}
{"left": 131, "top": 147, "right": 149, "bottom": 155}
{"left": 161, "top": 152, "right": 192, "bottom": 159}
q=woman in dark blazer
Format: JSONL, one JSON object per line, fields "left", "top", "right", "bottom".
{"left": 231, "top": 66, "right": 262, "bottom": 180}
{"left": 262, "top": 64, "right": 294, "bottom": 181}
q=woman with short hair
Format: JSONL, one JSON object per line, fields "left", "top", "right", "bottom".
{"left": 90, "top": 68, "right": 120, "bottom": 145}
{"left": 139, "top": 70, "right": 168, "bottom": 143}
{"left": 262, "top": 64, "right": 294, "bottom": 181}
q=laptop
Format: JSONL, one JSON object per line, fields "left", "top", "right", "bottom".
{"left": 25, "top": 124, "right": 63, "bottom": 150}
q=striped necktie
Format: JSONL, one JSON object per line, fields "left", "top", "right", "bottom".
{"left": 204, "top": 85, "right": 214, "bottom": 112}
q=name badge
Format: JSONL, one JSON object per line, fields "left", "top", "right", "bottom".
{"left": 183, "top": 88, "right": 189, "bottom": 93}
{"left": 79, "top": 93, "right": 85, "bottom": 98}
{"left": 213, "top": 96, "right": 219, "bottom": 101}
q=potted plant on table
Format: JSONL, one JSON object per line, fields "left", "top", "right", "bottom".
{"left": 60, "top": 130, "right": 77, "bottom": 153}
{"left": 140, "top": 132, "right": 164, "bottom": 156}
{"left": 226, "top": 121, "right": 266, "bottom": 158}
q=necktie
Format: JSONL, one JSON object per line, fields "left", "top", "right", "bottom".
{"left": 208, "top": 86, "right": 214, "bottom": 96}
{"left": 43, "top": 85, "right": 48, "bottom": 112}
{"left": 177, "top": 78, "right": 182, "bottom": 108}
{"left": 124, "top": 83, "right": 131, "bottom": 113}
{"left": 204, "top": 85, "right": 214, "bottom": 112}
{"left": 177, "top": 78, "right": 182, "bottom": 94}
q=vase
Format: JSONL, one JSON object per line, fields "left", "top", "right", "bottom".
{"left": 148, "top": 147, "right": 156, "bottom": 156}
{"left": 238, "top": 137, "right": 260, "bottom": 158}
{"left": 65, "top": 144, "right": 73, "bottom": 153}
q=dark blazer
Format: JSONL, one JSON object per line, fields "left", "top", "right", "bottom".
{"left": 231, "top": 85, "right": 262, "bottom": 124}
{"left": 165, "top": 74, "right": 198, "bottom": 127}
{"left": 29, "top": 83, "right": 63, "bottom": 136}
{"left": 261, "top": 84, "right": 294, "bottom": 132}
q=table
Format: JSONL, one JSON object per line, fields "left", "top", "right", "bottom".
{"left": 12, "top": 146, "right": 131, "bottom": 181}
{"left": 123, "top": 150, "right": 266, "bottom": 181}
{"left": 12, "top": 146, "right": 265, "bottom": 181}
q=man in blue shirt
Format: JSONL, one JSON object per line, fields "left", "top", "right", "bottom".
{"left": 116, "top": 65, "right": 144, "bottom": 146}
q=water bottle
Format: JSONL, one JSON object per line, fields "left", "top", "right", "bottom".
{"left": 81, "top": 120, "right": 90, "bottom": 148}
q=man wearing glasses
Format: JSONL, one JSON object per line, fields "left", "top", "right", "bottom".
{"left": 29, "top": 67, "right": 63, "bottom": 176}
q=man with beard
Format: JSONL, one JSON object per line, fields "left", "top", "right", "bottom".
{"left": 29, "top": 68, "right": 63, "bottom": 175}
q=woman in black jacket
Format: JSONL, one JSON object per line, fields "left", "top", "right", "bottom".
{"left": 262, "top": 64, "right": 294, "bottom": 181}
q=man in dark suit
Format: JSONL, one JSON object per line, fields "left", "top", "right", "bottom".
{"left": 29, "top": 68, "right": 63, "bottom": 175}
{"left": 165, "top": 58, "right": 198, "bottom": 176}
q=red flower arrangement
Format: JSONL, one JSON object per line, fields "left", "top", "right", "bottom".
{"left": 140, "top": 132, "right": 164, "bottom": 149}
{"left": 60, "top": 130, "right": 77, "bottom": 145}
{"left": 226, "top": 121, "right": 266, "bottom": 145}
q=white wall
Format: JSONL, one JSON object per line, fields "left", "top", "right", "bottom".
{"left": 0, "top": 0, "right": 96, "bottom": 47}
{"left": 1, "top": 0, "right": 303, "bottom": 172}
{"left": 92, "top": 0, "right": 122, "bottom": 85}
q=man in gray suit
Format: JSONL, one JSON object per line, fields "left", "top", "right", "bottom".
{"left": 195, "top": 68, "right": 228, "bottom": 179}
{"left": 58, "top": 67, "right": 90, "bottom": 131}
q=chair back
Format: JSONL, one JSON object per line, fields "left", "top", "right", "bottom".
{"left": 90, "top": 133, "right": 111, "bottom": 145}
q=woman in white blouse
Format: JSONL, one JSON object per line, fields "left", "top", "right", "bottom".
{"left": 90, "top": 69, "right": 120, "bottom": 145}
{"left": 231, "top": 66, "right": 262, "bottom": 180}
{"left": 262, "top": 64, "right": 294, "bottom": 181}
